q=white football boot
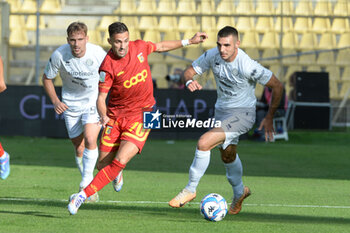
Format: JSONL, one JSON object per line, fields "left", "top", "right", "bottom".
{"left": 113, "top": 171, "right": 123, "bottom": 192}
{"left": 68, "top": 191, "right": 86, "bottom": 215}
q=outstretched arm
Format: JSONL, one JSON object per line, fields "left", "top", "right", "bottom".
{"left": 155, "top": 32, "right": 208, "bottom": 52}
{"left": 258, "top": 74, "right": 283, "bottom": 141}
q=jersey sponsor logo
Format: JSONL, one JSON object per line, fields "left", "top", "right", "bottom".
{"left": 68, "top": 71, "right": 93, "bottom": 76}
{"left": 137, "top": 52, "right": 144, "bottom": 63}
{"left": 123, "top": 69, "right": 148, "bottom": 88}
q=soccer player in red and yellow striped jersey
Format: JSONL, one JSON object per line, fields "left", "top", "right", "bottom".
{"left": 68, "top": 22, "right": 207, "bottom": 214}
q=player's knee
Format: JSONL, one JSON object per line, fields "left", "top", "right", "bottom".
{"left": 197, "top": 139, "right": 211, "bottom": 151}
{"left": 84, "top": 138, "right": 97, "bottom": 149}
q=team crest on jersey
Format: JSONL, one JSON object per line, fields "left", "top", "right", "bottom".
{"left": 99, "top": 71, "right": 106, "bottom": 82}
{"left": 106, "top": 125, "right": 112, "bottom": 135}
{"left": 137, "top": 53, "right": 144, "bottom": 63}
{"left": 85, "top": 59, "right": 93, "bottom": 66}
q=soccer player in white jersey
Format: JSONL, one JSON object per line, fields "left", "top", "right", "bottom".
{"left": 169, "top": 26, "right": 283, "bottom": 214}
{"left": 43, "top": 22, "right": 123, "bottom": 202}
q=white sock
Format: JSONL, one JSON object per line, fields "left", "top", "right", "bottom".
{"left": 185, "top": 148, "right": 210, "bottom": 193}
{"left": 75, "top": 156, "right": 83, "bottom": 176}
{"left": 79, "top": 148, "right": 98, "bottom": 189}
{"left": 224, "top": 154, "right": 244, "bottom": 199}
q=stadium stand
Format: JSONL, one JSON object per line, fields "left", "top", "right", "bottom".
{"left": 276, "top": 1, "right": 294, "bottom": 15}
{"left": 25, "top": 15, "right": 46, "bottom": 31}
{"left": 274, "top": 17, "right": 293, "bottom": 32}
{"left": 235, "top": 17, "right": 255, "bottom": 33}
{"left": 199, "top": 0, "right": 215, "bottom": 14}
{"left": 314, "top": 0, "right": 333, "bottom": 16}
{"left": 156, "top": 0, "right": 176, "bottom": 15}
{"left": 295, "top": 0, "right": 313, "bottom": 16}
{"left": 331, "top": 18, "right": 350, "bottom": 34}
{"left": 136, "top": 0, "right": 156, "bottom": 14}
{"left": 97, "top": 16, "right": 119, "bottom": 32}
{"left": 138, "top": 16, "right": 158, "bottom": 32}
{"left": 312, "top": 17, "right": 331, "bottom": 34}
{"left": 19, "top": 0, "right": 37, "bottom": 13}
{"left": 294, "top": 17, "right": 313, "bottom": 33}
{"left": 143, "top": 30, "right": 161, "bottom": 43}
{"left": 217, "top": 16, "right": 235, "bottom": 31}
{"left": 2, "top": 0, "right": 350, "bottom": 102}
{"left": 40, "top": 0, "right": 61, "bottom": 13}
{"left": 236, "top": 0, "right": 254, "bottom": 15}
{"left": 216, "top": 0, "right": 235, "bottom": 15}
{"left": 240, "top": 31, "right": 260, "bottom": 49}
{"left": 158, "top": 16, "right": 177, "bottom": 32}
{"left": 255, "top": 0, "right": 275, "bottom": 15}
{"left": 260, "top": 31, "right": 279, "bottom": 49}
{"left": 255, "top": 17, "right": 274, "bottom": 33}
{"left": 113, "top": 0, "right": 136, "bottom": 15}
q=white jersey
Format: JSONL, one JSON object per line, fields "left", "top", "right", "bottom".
{"left": 192, "top": 48, "right": 272, "bottom": 110}
{"left": 44, "top": 43, "right": 106, "bottom": 114}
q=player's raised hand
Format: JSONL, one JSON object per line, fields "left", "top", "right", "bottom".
{"left": 187, "top": 80, "right": 202, "bottom": 92}
{"left": 53, "top": 101, "right": 68, "bottom": 114}
{"left": 189, "top": 32, "right": 208, "bottom": 44}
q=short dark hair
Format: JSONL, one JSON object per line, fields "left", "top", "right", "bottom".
{"left": 108, "top": 22, "right": 129, "bottom": 38}
{"left": 218, "top": 26, "right": 239, "bottom": 40}
{"left": 67, "top": 22, "right": 88, "bottom": 37}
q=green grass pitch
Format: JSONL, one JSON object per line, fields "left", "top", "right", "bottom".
{"left": 0, "top": 130, "right": 350, "bottom": 233}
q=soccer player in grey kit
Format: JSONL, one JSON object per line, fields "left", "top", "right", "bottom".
{"left": 169, "top": 26, "right": 283, "bottom": 215}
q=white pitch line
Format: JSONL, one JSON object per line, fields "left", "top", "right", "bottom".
{"left": 1, "top": 197, "right": 350, "bottom": 209}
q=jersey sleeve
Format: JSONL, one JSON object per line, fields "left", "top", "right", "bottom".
{"left": 242, "top": 54, "right": 272, "bottom": 86}
{"left": 191, "top": 49, "right": 213, "bottom": 75}
{"left": 138, "top": 40, "right": 157, "bottom": 56}
{"left": 44, "top": 50, "right": 61, "bottom": 79}
{"left": 98, "top": 70, "right": 113, "bottom": 93}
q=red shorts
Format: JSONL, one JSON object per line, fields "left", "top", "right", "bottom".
{"left": 99, "top": 115, "right": 151, "bottom": 153}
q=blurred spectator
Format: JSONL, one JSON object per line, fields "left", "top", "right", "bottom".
{"left": 254, "top": 86, "right": 288, "bottom": 140}
{"left": 165, "top": 67, "right": 185, "bottom": 89}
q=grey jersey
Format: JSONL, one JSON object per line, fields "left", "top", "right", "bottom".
{"left": 192, "top": 48, "right": 272, "bottom": 110}
{"left": 44, "top": 43, "right": 106, "bottom": 113}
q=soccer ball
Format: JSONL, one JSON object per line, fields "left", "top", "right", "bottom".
{"left": 200, "top": 193, "right": 228, "bottom": 222}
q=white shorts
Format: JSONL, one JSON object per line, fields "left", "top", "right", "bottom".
{"left": 215, "top": 108, "right": 255, "bottom": 150}
{"left": 64, "top": 106, "right": 100, "bottom": 139}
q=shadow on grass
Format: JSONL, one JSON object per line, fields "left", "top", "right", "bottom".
{"left": 2, "top": 197, "right": 350, "bottom": 225}
{"left": 0, "top": 210, "right": 58, "bottom": 218}
{"left": 228, "top": 211, "right": 350, "bottom": 225}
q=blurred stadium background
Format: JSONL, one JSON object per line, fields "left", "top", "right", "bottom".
{"left": 0, "top": 0, "right": 349, "bottom": 132}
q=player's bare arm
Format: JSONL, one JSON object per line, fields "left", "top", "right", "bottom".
{"left": 42, "top": 74, "right": 68, "bottom": 114}
{"left": 0, "top": 56, "right": 6, "bottom": 93}
{"left": 258, "top": 74, "right": 283, "bottom": 141}
{"left": 155, "top": 32, "right": 208, "bottom": 52}
{"left": 96, "top": 91, "right": 109, "bottom": 127}
{"left": 184, "top": 66, "right": 202, "bottom": 92}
